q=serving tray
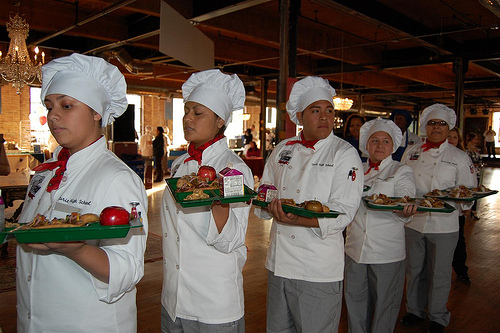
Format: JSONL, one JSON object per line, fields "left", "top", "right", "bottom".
{"left": 363, "top": 197, "right": 455, "bottom": 213}
{"left": 0, "top": 219, "right": 144, "bottom": 244}
{"left": 166, "top": 178, "right": 257, "bottom": 208}
{"left": 425, "top": 189, "right": 498, "bottom": 202}
{"left": 252, "top": 199, "right": 343, "bottom": 218}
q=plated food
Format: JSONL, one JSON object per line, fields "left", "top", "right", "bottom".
{"left": 176, "top": 172, "right": 220, "bottom": 193}
{"left": 364, "top": 193, "right": 398, "bottom": 206}
{"left": 185, "top": 188, "right": 210, "bottom": 200}
{"left": 19, "top": 212, "right": 100, "bottom": 230}
{"left": 417, "top": 197, "right": 445, "bottom": 208}
{"left": 279, "top": 199, "right": 330, "bottom": 212}
{"left": 447, "top": 185, "right": 473, "bottom": 198}
{"left": 425, "top": 189, "right": 448, "bottom": 197}
{"left": 471, "top": 185, "right": 491, "bottom": 193}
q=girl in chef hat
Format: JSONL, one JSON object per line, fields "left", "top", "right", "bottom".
{"left": 344, "top": 118, "right": 417, "bottom": 333}
{"left": 255, "top": 76, "right": 364, "bottom": 333}
{"left": 16, "top": 53, "right": 149, "bottom": 332}
{"left": 160, "top": 69, "right": 253, "bottom": 332}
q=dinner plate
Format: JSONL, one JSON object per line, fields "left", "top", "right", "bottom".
{"left": 367, "top": 202, "right": 400, "bottom": 208}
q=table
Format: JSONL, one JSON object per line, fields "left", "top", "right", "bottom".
{"left": 0, "top": 172, "right": 30, "bottom": 207}
{"left": 242, "top": 157, "right": 265, "bottom": 179}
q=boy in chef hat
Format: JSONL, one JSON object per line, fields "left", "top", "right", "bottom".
{"left": 160, "top": 69, "right": 253, "bottom": 332}
{"left": 16, "top": 53, "right": 149, "bottom": 332}
{"left": 345, "top": 118, "right": 417, "bottom": 333}
{"left": 255, "top": 76, "right": 363, "bottom": 332}
{"left": 400, "top": 103, "right": 476, "bottom": 332}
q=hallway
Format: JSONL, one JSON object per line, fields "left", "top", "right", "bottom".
{"left": 1, "top": 168, "right": 499, "bottom": 332}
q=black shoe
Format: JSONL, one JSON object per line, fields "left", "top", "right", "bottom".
{"left": 458, "top": 274, "right": 471, "bottom": 285}
{"left": 401, "top": 313, "right": 424, "bottom": 327}
{"left": 428, "top": 321, "right": 445, "bottom": 333}
{"left": 471, "top": 211, "right": 479, "bottom": 220}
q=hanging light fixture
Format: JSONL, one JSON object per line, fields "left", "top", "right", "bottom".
{"left": 0, "top": 10, "right": 44, "bottom": 94}
{"left": 333, "top": 32, "right": 353, "bottom": 111}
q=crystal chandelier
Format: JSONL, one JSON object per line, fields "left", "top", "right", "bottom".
{"left": 334, "top": 32, "right": 353, "bottom": 111}
{"left": 333, "top": 97, "right": 353, "bottom": 111}
{"left": 0, "top": 13, "right": 44, "bottom": 94}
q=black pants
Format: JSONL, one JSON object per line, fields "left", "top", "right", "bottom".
{"left": 452, "top": 215, "right": 468, "bottom": 277}
{"left": 486, "top": 141, "right": 495, "bottom": 157}
{"left": 154, "top": 153, "right": 164, "bottom": 181}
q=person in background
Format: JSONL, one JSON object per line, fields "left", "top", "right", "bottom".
{"left": 255, "top": 76, "right": 363, "bottom": 333}
{"left": 465, "top": 132, "right": 482, "bottom": 220}
{"left": 139, "top": 125, "right": 154, "bottom": 157}
{"left": 265, "top": 128, "right": 275, "bottom": 155}
{"left": 389, "top": 108, "right": 422, "bottom": 161}
{"left": 0, "top": 134, "right": 11, "bottom": 176}
{"left": 400, "top": 104, "right": 476, "bottom": 333}
{"left": 161, "top": 126, "right": 171, "bottom": 176}
{"left": 344, "top": 114, "right": 366, "bottom": 161}
{"left": 345, "top": 118, "right": 417, "bottom": 333}
{"left": 243, "top": 128, "right": 253, "bottom": 156}
{"left": 160, "top": 69, "right": 253, "bottom": 333}
{"left": 447, "top": 127, "right": 471, "bottom": 285}
{"left": 153, "top": 126, "right": 165, "bottom": 182}
{"left": 16, "top": 53, "right": 148, "bottom": 332}
{"left": 246, "top": 141, "right": 261, "bottom": 157}
{"left": 483, "top": 125, "right": 496, "bottom": 158}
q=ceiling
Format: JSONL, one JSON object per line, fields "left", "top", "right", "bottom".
{"left": 1, "top": 0, "right": 500, "bottom": 115}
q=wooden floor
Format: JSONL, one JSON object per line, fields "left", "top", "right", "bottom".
{"left": 1, "top": 168, "right": 500, "bottom": 332}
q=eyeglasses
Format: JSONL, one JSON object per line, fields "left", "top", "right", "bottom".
{"left": 426, "top": 120, "right": 448, "bottom": 127}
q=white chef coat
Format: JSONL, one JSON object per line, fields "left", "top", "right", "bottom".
{"left": 17, "top": 137, "right": 149, "bottom": 333}
{"left": 401, "top": 141, "right": 476, "bottom": 233}
{"left": 254, "top": 132, "right": 364, "bottom": 282}
{"left": 401, "top": 130, "right": 422, "bottom": 147}
{"left": 161, "top": 139, "right": 253, "bottom": 324}
{"left": 345, "top": 157, "right": 416, "bottom": 264}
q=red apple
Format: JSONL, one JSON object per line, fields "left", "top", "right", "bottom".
{"left": 197, "top": 165, "right": 217, "bottom": 182}
{"left": 100, "top": 206, "right": 130, "bottom": 226}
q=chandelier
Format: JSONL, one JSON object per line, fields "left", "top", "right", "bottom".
{"left": 334, "top": 31, "right": 353, "bottom": 111}
{"left": 0, "top": 13, "right": 44, "bottom": 94}
{"left": 333, "top": 97, "right": 353, "bottom": 111}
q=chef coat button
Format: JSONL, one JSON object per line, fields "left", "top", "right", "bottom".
{"left": 27, "top": 275, "right": 31, "bottom": 282}
{"left": 296, "top": 189, "right": 300, "bottom": 193}
{"left": 164, "top": 232, "right": 168, "bottom": 238}
{"left": 431, "top": 176, "right": 433, "bottom": 178}
{"left": 364, "top": 212, "right": 367, "bottom": 216}
{"left": 62, "top": 176, "right": 67, "bottom": 182}
{"left": 163, "top": 260, "right": 166, "bottom": 264}
{"left": 288, "top": 165, "right": 292, "bottom": 169}
{"left": 28, "top": 312, "right": 31, "bottom": 319}
{"left": 291, "top": 235, "right": 295, "bottom": 239}
{"left": 277, "top": 231, "right": 281, "bottom": 235}
{"left": 176, "top": 236, "right": 180, "bottom": 242}
{"left": 176, "top": 265, "right": 179, "bottom": 269}
{"left": 282, "top": 187, "right": 286, "bottom": 190}
{"left": 434, "top": 162, "right": 437, "bottom": 165}
{"left": 165, "top": 205, "right": 168, "bottom": 211}
{"left": 418, "top": 174, "right": 421, "bottom": 177}
{"left": 176, "top": 210, "right": 179, "bottom": 214}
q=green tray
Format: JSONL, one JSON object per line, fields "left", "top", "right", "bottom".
{"left": 252, "top": 199, "right": 343, "bottom": 218}
{"left": 166, "top": 177, "right": 257, "bottom": 208}
{"left": 363, "top": 197, "right": 455, "bottom": 213}
{"left": 363, "top": 185, "right": 371, "bottom": 192}
{"left": 425, "top": 189, "right": 497, "bottom": 202}
{"left": 0, "top": 227, "right": 15, "bottom": 244}
{"left": 0, "top": 219, "right": 144, "bottom": 244}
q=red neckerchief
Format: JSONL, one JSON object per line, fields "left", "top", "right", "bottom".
{"left": 285, "top": 132, "right": 319, "bottom": 149}
{"left": 421, "top": 139, "right": 445, "bottom": 152}
{"left": 184, "top": 134, "right": 225, "bottom": 165}
{"left": 364, "top": 158, "right": 381, "bottom": 175}
{"left": 33, "top": 148, "right": 70, "bottom": 192}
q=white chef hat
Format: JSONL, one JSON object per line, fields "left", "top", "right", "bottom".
{"left": 286, "top": 76, "right": 336, "bottom": 125}
{"left": 359, "top": 118, "right": 403, "bottom": 155}
{"left": 419, "top": 103, "right": 456, "bottom": 134}
{"left": 182, "top": 69, "right": 245, "bottom": 123}
{"left": 40, "top": 53, "right": 128, "bottom": 127}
